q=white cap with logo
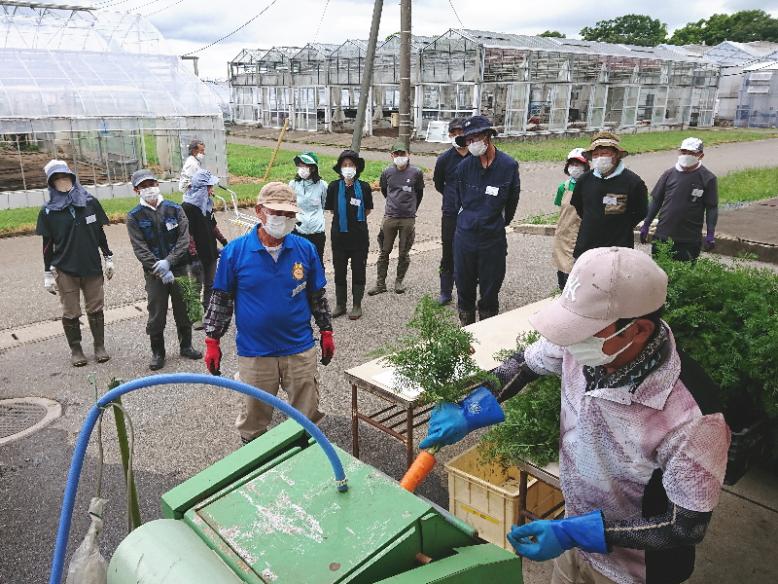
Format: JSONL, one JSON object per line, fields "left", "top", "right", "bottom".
{"left": 680, "top": 137, "right": 703, "bottom": 153}
{"left": 529, "top": 247, "right": 668, "bottom": 346}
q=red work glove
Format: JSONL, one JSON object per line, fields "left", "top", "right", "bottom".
{"left": 204, "top": 337, "right": 222, "bottom": 376}
{"left": 320, "top": 330, "right": 335, "bottom": 366}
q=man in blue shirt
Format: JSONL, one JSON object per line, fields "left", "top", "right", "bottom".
{"left": 203, "top": 182, "right": 335, "bottom": 444}
{"left": 453, "top": 115, "right": 521, "bottom": 326}
{"left": 432, "top": 118, "right": 470, "bottom": 305}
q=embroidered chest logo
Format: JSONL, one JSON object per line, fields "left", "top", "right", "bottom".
{"left": 563, "top": 274, "right": 581, "bottom": 302}
{"left": 292, "top": 262, "right": 305, "bottom": 281}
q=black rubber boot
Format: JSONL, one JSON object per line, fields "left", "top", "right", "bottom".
{"left": 178, "top": 326, "right": 203, "bottom": 360}
{"left": 87, "top": 311, "right": 110, "bottom": 363}
{"left": 458, "top": 310, "right": 476, "bottom": 327}
{"left": 62, "top": 317, "right": 88, "bottom": 367}
{"left": 349, "top": 285, "right": 365, "bottom": 320}
{"left": 149, "top": 334, "right": 166, "bottom": 371}
{"left": 332, "top": 285, "right": 347, "bottom": 318}
{"left": 478, "top": 309, "right": 499, "bottom": 322}
{"left": 438, "top": 272, "right": 454, "bottom": 305}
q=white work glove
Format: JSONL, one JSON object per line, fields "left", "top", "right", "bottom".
{"left": 160, "top": 270, "right": 175, "bottom": 285}
{"left": 44, "top": 270, "right": 57, "bottom": 295}
{"left": 104, "top": 255, "right": 115, "bottom": 280}
{"left": 152, "top": 259, "right": 170, "bottom": 276}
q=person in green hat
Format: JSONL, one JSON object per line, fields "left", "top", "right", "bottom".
{"left": 368, "top": 142, "right": 424, "bottom": 295}
{"left": 289, "top": 151, "right": 328, "bottom": 266}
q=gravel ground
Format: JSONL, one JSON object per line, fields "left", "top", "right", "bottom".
{"left": 2, "top": 232, "right": 777, "bottom": 584}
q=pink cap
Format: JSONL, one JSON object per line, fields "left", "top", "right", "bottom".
{"left": 529, "top": 247, "right": 668, "bottom": 346}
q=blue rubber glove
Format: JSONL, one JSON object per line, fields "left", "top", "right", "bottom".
{"left": 152, "top": 259, "right": 170, "bottom": 276}
{"left": 419, "top": 386, "right": 505, "bottom": 449}
{"left": 160, "top": 270, "right": 175, "bottom": 285}
{"left": 507, "top": 511, "right": 607, "bottom": 562}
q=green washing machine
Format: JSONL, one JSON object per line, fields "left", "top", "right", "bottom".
{"left": 107, "top": 420, "right": 523, "bottom": 583}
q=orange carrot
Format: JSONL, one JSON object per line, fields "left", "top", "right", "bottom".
{"left": 400, "top": 450, "right": 437, "bottom": 492}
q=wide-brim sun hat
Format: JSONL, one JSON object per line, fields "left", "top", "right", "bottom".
{"left": 294, "top": 151, "right": 319, "bottom": 166}
{"left": 256, "top": 181, "right": 299, "bottom": 213}
{"left": 528, "top": 247, "right": 667, "bottom": 347}
{"left": 332, "top": 149, "right": 366, "bottom": 176}
{"left": 44, "top": 159, "right": 77, "bottom": 186}
{"left": 583, "top": 131, "right": 628, "bottom": 158}
{"left": 454, "top": 115, "right": 498, "bottom": 147}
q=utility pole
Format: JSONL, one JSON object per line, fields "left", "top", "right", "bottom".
{"left": 351, "top": 0, "right": 384, "bottom": 152}
{"left": 398, "top": 0, "right": 411, "bottom": 148}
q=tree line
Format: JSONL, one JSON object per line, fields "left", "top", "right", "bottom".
{"left": 538, "top": 9, "right": 778, "bottom": 47}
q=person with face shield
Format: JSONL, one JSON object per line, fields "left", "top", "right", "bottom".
{"left": 571, "top": 132, "right": 648, "bottom": 260}
{"left": 289, "top": 151, "right": 328, "bottom": 267}
{"left": 325, "top": 150, "right": 374, "bottom": 320}
{"left": 178, "top": 138, "right": 206, "bottom": 193}
{"left": 420, "top": 247, "right": 731, "bottom": 584}
{"left": 552, "top": 148, "right": 590, "bottom": 290}
{"left": 368, "top": 142, "right": 425, "bottom": 296}
{"left": 640, "top": 138, "right": 718, "bottom": 262}
{"left": 127, "top": 169, "right": 202, "bottom": 370}
{"left": 432, "top": 118, "right": 470, "bottom": 305}
{"left": 451, "top": 115, "right": 520, "bottom": 326}
{"left": 203, "top": 182, "right": 334, "bottom": 444}
{"left": 36, "top": 160, "right": 115, "bottom": 366}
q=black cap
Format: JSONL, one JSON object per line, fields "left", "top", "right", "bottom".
{"left": 455, "top": 115, "right": 498, "bottom": 147}
{"left": 448, "top": 117, "right": 466, "bottom": 132}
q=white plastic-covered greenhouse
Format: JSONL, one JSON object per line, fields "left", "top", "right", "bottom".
{"left": 1, "top": 1, "right": 226, "bottom": 208}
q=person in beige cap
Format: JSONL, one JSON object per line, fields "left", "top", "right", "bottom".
{"left": 640, "top": 137, "right": 718, "bottom": 262}
{"left": 421, "top": 247, "right": 730, "bottom": 584}
{"left": 571, "top": 132, "right": 648, "bottom": 260}
{"left": 203, "top": 181, "right": 334, "bottom": 444}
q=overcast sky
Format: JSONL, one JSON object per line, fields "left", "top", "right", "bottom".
{"left": 94, "top": 0, "right": 778, "bottom": 78}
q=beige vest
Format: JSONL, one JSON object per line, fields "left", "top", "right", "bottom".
{"left": 552, "top": 179, "right": 581, "bottom": 274}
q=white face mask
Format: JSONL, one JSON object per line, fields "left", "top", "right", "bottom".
{"left": 262, "top": 213, "right": 297, "bottom": 239}
{"left": 140, "top": 186, "right": 161, "bottom": 203}
{"left": 196, "top": 153, "right": 205, "bottom": 161}
{"left": 341, "top": 167, "right": 357, "bottom": 180}
{"left": 297, "top": 166, "right": 311, "bottom": 180}
{"left": 678, "top": 154, "right": 699, "bottom": 168}
{"left": 467, "top": 140, "right": 488, "bottom": 157}
{"left": 52, "top": 177, "right": 74, "bottom": 192}
{"left": 566, "top": 320, "right": 636, "bottom": 367}
{"left": 592, "top": 156, "right": 615, "bottom": 174}
{"left": 568, "top": 165, "right": 586, "bottom": 180}
{"left": 393, "top": 156, "right": 409, "bottom": 169}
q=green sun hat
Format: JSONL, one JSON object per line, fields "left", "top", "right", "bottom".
{"left": 294, "top": 151, "right": 319, "bottom": 166}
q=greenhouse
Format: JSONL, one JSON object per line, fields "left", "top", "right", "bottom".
{"left": 0, "top": 1, "right": 226, "bottom": 207}
{"left": 229, "top": 28, "right": 719, "bottom": 138}
{"left": 735, "top": 61, "right": 778, "bottom": 128}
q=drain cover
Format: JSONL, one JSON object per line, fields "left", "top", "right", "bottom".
{"left": 0, "top": 398, "right": 61, "bottom": 445}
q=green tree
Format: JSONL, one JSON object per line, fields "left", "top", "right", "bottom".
{"left": 668, "top": 10, "right": 778, "bottom": 45}
{"left": 539, "top": 30, "right": 566, "bottom": 38}
{"left": 580, "top": 14, "right": 668, "bottom": 46}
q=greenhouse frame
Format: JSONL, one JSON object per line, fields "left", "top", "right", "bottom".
{"left": 229, "top": 28, "right": 720, "bottom": 138}
{"left": 735, "top": 60, "right": 778, "bottom": 128}
{"left": 1, "top": 1, "right": 226, "bottom": 207}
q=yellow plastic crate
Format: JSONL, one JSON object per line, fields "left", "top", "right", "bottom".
{"left": 444, "top": 445, "right": 564, "bottom": 550}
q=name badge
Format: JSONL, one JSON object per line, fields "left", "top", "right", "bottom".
{"left": 401, "top": 186, "right": 413, "bottom": 193}
{"left": 485, "top": 186, "right": 499, "bottom": 196}
{"left": 691, "top": 188, "right": 704, "bottom": 200}
{"left": 602, "top": 195, "right": 618, "bottom": 205}
{"left": 350, "top": 197, "right": 361, "bottom": 207}
{"left": 291, "top": 281, "right": 307, "bottom": 297}
{"left": 166, "top": 221, "right": 178, "bottom": 231}
{"left": 85, "top": 214, "right": 97, "bottom": 224}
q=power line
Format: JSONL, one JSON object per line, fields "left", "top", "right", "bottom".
{"left": 312, "top": 0, "right": 331, "bottom": 45}
{"left": 181, "top": 0, "right": 283, "bottom": 57}
{"left": 122, "top": 0, "right": 168, "bottom": 13}
{"left": 447, "top": 0, "right": 464, "bottom": 29}
{"left": 95, "top": 0, "right": 136, "bottom": 10}
{"left": 144, "top": 0, "right": 185, "bottom": 17}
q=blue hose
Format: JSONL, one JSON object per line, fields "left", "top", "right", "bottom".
{"left": 49, "top": 373, "right": 348, "bottom": 584}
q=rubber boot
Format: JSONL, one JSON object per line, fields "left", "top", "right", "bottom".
{"left": 349, "top": 285, "right": 365, "bottom": 320}
{"left": 149, "top": 334, "right": 166, "bottom": 371}
{"left": 458, "top": 310, "right": 476, "bottom": 327}
{"left": 478, "top": 308, "right": 499, "bottom": 322}
{"left": 178, "top": 326, "right": 203, "bottom": 360}
{"left": 62, "top": 317, "right": 88, "bottom": 367}
{"left": 87, "top": 311, "right": 110, "bottom": 363}
{"left": 394, "top": 258, "right": 410, "bottom": 294}
{"left": 332, "top": 285, "right": 347, "bottom": 318}
{"left": 438, "top": 271, "right": 454, "bottom": 305}
{"left": 368, "top": 258, "right": 388, "bottom": 296}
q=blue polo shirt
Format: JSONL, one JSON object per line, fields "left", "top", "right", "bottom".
{"left": 213, "top": 227, "right": 326, "bottom": 357}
